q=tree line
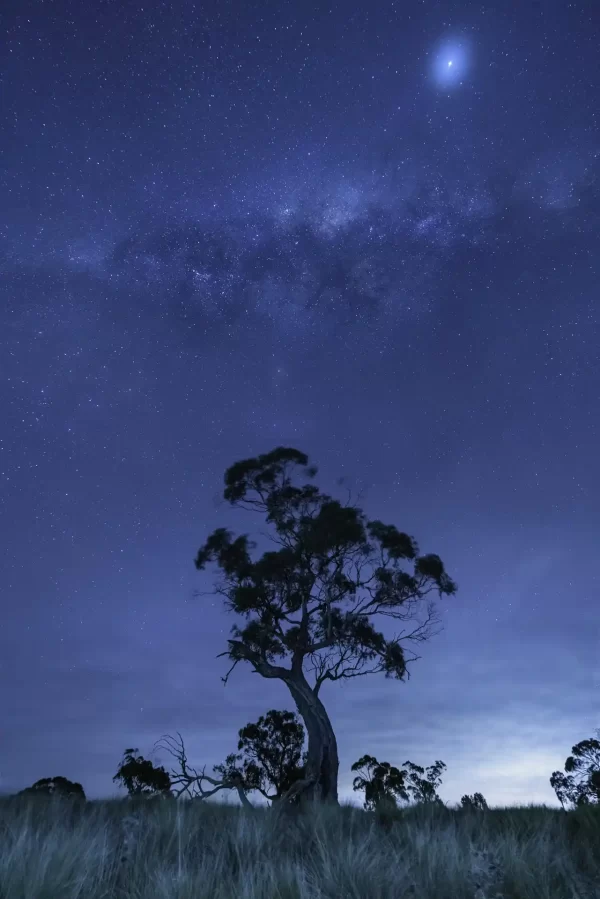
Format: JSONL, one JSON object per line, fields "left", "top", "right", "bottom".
{"left": 13, "top": 447, "right": 600, "bottom": 814}
{"left": 14, "top": 707, "right": 600, "bottom": 812}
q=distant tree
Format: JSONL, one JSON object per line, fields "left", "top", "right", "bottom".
{"left": 351, "top": 755, "right": 409, "bottom": 811}
{"left": 352, "top": 755, "right": 408, "bottom": 811}
{"left": 550, "top": 730, "right": 600, "bottom": 810}
{"left": 214, "top": 709, "right": 308, "bottom": 806}
{"left": 351, "top": 754, "right": 446, "bottom": 810}
{"left": 460, "top": 792, "right": 488, "bottom": 811}
{"left": 193, "top": 447, "right": 457, "bottom": 805}
{"left": 18, "top": 776, "right": 86, "bottom": 801}
{"left": 402, "top": 760, "right": 447, "bottom": 805}
{"left": 113, "top": 748, "right": 172, "bottom": 798}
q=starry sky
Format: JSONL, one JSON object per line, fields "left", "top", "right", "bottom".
{"left": 1, "top": 0, "right": 599, "bottom": 809}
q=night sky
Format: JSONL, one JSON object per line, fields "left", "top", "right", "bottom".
{"left": 1, "top": 0, "right": 599, "bottom": 809}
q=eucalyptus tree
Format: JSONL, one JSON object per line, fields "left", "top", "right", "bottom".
{"left": 550, "top": 730, "right": 600, "bottom": 809}
{"left": 194, "top": 447, "right": 457, "bottom": 805}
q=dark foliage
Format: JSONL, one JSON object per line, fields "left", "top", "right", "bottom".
{"left": 351, "top": 754, "right": 447, "bottom": 811}
{"left": 17, "top": 776, "right": 86, "bottom": 801}
{"left": 351, "top": 755, "right": 409, "bottom": 811}
{"left": 550, "top": 730, "right": 600, "bottom": 810}
{"left": 460, "top": 792, "right": 488, "bottom": 811}
{"left": 194, "top": 446, "right": 457, "bottom": 803}
{"left": 214, "top": 709, "right": 308, "bottom": 805}
{"left": 113, "top": 748, "right": 172, "bottom": 798}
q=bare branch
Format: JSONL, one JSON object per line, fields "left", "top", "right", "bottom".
{"left": 154, "top": 732, "right": 255, "bottom": 810}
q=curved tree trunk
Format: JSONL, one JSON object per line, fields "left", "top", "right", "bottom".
{"left": 282, "top": 675, "right": 339, "bottom": 806}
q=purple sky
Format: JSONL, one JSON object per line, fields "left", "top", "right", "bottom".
{"left": 1, "top": 0, "right": 598, "bottom": 808}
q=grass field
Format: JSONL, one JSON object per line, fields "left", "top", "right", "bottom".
{"left": 0, "top": 794, "right": 598, "bottom": 898}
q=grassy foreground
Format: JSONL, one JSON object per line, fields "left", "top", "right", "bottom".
{"left": 0, "top": 794, "right": 598, "bottom": 898}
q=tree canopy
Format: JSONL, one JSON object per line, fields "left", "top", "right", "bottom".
{"left": 550, "top": 731, "right": 600, "bottom": 809}
{"left": 213, "top": 708, "right": 308, "bottom": 804}
{"left": 113, "top": 748, "right": 172, "bottom": 798}
{"left": 17, "top": 776, "right": 86, "bottom": 801}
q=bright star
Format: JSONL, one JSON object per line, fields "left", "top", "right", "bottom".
{"left": 432, "top": 37, "right": 471, "bottom": 87}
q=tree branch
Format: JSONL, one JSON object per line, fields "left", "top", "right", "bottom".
{"left": 154, "top": 732, "right": 255, "bottom": 810}
{"left": 220, "top": 641, "right": 292, "bottom": 680}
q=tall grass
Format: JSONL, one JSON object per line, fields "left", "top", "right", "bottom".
{"left": 0, "top": 793, "right": 597, "bottom": 898}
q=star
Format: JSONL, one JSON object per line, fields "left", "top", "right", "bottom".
{"left": 432, "top": 38, "right": 470, "bottom": 87}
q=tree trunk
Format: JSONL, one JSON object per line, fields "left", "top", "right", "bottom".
{"left": 282, "top": 674, "right": 339, "bottom": 805}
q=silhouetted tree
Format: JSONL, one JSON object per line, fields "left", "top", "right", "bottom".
{"left": 214, "top": 709, "right": 308, "bottom": 805}
{"left": 17, "top": 776, "right": 86, "bottom": 801}
{"left": 352, "top": 754, "right": 446, "bottom": 810}
{"left": 194, "top": 447, "right": 457, "bottom": 805}
{"left": 402, "top": 760, "right": 446, "bottom": 805}
{"left": 351, "top": 755, "right": 409, "bottom": 811}
{"left": 153, "top": 710, "right": 307, "bottom": 810}
{"left": 113, "top": 748, "right": 172, "bottom": 798}
{"left": 461, "top": 792, "right": 488, "bottom": 811}
{"left": 550, "top": 730, "right": 600, "bottom": 810}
